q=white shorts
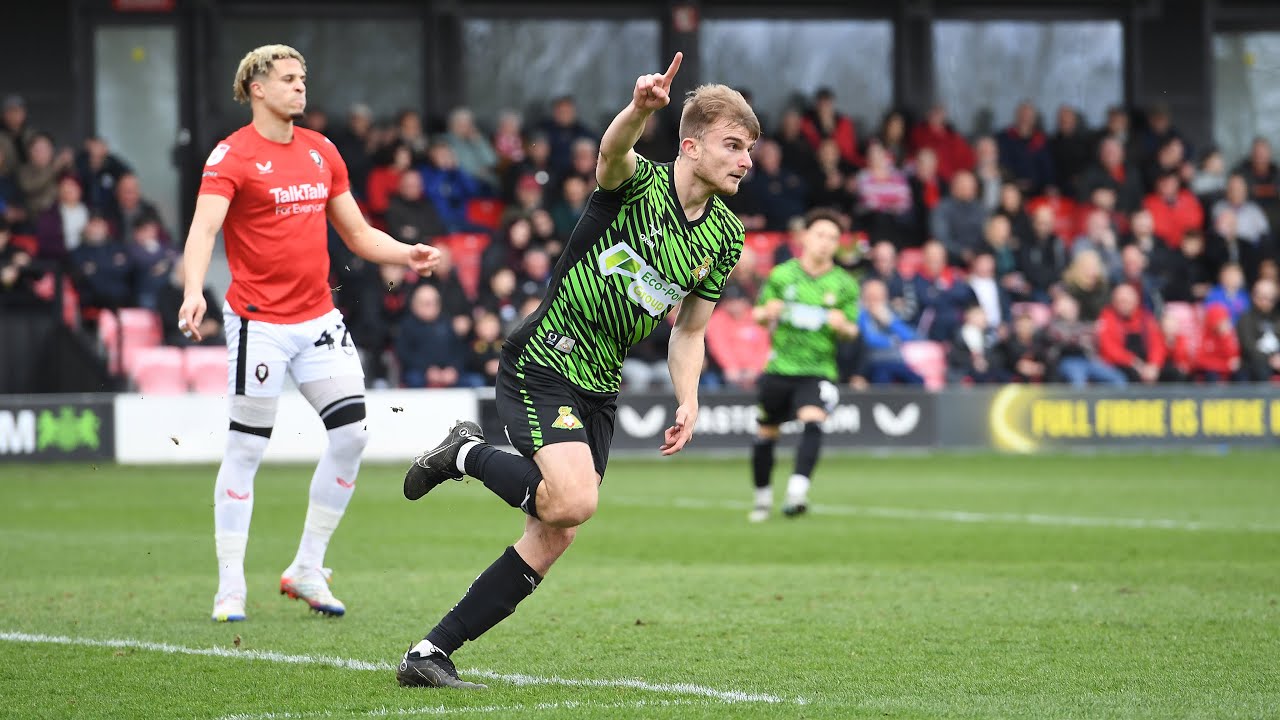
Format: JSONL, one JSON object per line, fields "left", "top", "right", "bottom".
{"left": 223, "top": 304, "right": 364, "bottom": 397}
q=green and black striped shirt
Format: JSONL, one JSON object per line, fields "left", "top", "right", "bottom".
{"left": 506, "top": 156, "right": 744, "bottom": 393}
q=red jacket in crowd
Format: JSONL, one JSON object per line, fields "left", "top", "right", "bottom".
{"left": 1097, "top": 304, "right": 1166, "bottom": 369}
{"left": 801, "top": 112, "right": 862, "bottom": 167}
{"left": 909, "top": 123, "right": 976, "bottom": 182}
{"left": 1143, "top": 189, "right": 1204, "bottom": 249}
{"left": 1194, "top": 304, "right": 1241, "bottom": 376}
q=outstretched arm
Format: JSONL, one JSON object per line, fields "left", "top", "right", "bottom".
{"left": 597, "top": 52, "right": 682, "bottom": 191}
{"left": 662, "top": 294, "right": 713, "bottom": 456}
{"left": 327, "top": 190, "right": 440, "bottom": 275}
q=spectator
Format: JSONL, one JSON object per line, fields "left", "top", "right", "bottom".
{"left": 1163, "top": 230, "right": 1214, "bottom": 303}
{"left": 917, "top": 239, "right": 960, "bottom": 338}
{"left": 1097, "top": 283, "right": 1167, "bottom": 384}
{"left": 0, "top": 94, "right": 34, "bottom": 174}
{"left": 1158, "top": 311, "right": 1193, "bottom": 381}
{"left": 1190, "top": 148, "right": 1228, "bottom": 208}
{"left": 442, "top": 107, "right": 499, "bottom": 190}
{"left": 1206, "top": 209, "right": 1262, "bottom": 286}
{"left": 1097, "top": 106, "right": 1139, "bottom": 164}
{"left": 504, "top": 131, "right": 556, "bottom": 202}
{"left": 999, "top": 309, "right": 1050, "bottom": 383}
{"left": 1123, "top": 209, "right": 1178, "bottom": 290}
{"left": 1237, "top": 278, "right": 1280, "bottom": 382}
{"left": 852, "top": 141, "right": 912, "bottom": 244}
{"left": 396, "top": 284, "right": 465, "bottom": 388}
{"left": 17, "top": 133, "right": 73, "bottom": 217}
{"left": 126, "top": 217, "right": 177, "bottom": 310}
{"left": 538, "top": 95, "right": 594, "bottom": 173}
{"left": 801, "top": 88, "right": 861, "bottom": 167}
{"left": 301, "top": 107, "right": 329, "bottom": 134}
{"left": 504, "top": 173, "right": 549, "bottom": 224}
{"left": 1049, "top": 105, "right": 1093, "bottom": 197}
{"left": 69, "top": 213, "right": 131, "bottom": 310}
{"left": 996, "top": 182, "right": 1034, "bottom": 246}
{"left": 876, "top": 109, "right": 910, "bottom": 164}
{"left": 633, "top": 111, "right": 676, "bottom": 163}
{"left": 808, "top": 138, "right": 856, "bottom": 217}
{"left": 353, "top": 263, "right": 418, "bottom": 384}
{"left": 948, "top": 304, "right": 1007, "bottom": 384}
{"left": 930, "top": 170, "right": 987, "bottom": 267}
{"left": 478, "top": 266, "right": 523, "bottom": 331}
{"left": 1017, "top": 205, "right": 1069, "bottom": 302}
{"left": 1062, "top": 248, "right": 1111, "bottom": 321}
{"left": 972, "top": 136, "right": 1006, "bottom": 211}
{"left": 1212, "top": 173, "right": 1271, "bottom": 247}
{"left": 365, "top": 142, "right": 414, "bottom": 217}
{"left": 0, "top": 150, "right": 20, "bottom": 225}
{"left": 1139, "top": 104, "right": 1191, "bottom": 171}
{"left": 35, "top": 174, "right": 89, "bottom": 263}
{"left": 156, "top": 256, "right": 223, "bottom": 346}
{"left": 1073, "top": 209, "right": 1123, "bottom": 282}
{"left": 384, "top": 169, "right": 446, "bottom": 245}
{"left": 550, "top": 175, "right": 589, "bottom": 240}
{"left": 516, "top": 247, "right": 552, "bottom": 300}
{"left": 420, "top": 141, "right": 486, "bottom": 233}
{"left": 564, "top": 138, "right": 599, "bottom": 191}
{"left": 1205, "top": 263, "right": 1250, "bottom": 323}
{"left": 958, "top": 250, "right": 1012, "bottom": 331}
{"left": 462, "top": 311, "right": 504, "bottom": 387}
{"left": 772, "top": 107, "right": 820, "bottom": 182}
{"left": 1078, "top": 136, "right": 1145, "bottom": 213}
{"left": 491, "top": 110, "right": 526, "bottom": 174}
{"left": 707, "top": 285, "right": 770, "bottom": 389}
{"left": 528, "top": 208, "right": 562, "bottom": 257}
{"left": 733, "top": 139, "right": 807, "bottom": 231}
{"left": 1143, "top": 170, "right": 1203, "bottom": 249}
{"left": 1044, "top": 293, "right": 1126, "bottom": 387}
{"left": 482, "top": 216, "right": 534, "bottom": 279}
{"left": 908, "top": 147, "right": 944, "bottom": 245}
{"left": 996, "top": 102, "right": 1054, "bottom": 195}
{"left": 864, "top": 240, "right": 915, "bottom": 322}
{"left": 418, "top": 246, "right": 471, "bottom": 328}
{"left": 909, "top": 104, "right": 974, "bottom": 183}
{"left": 331, "top": 103, "right": 375, "bottom": 200}
{"left": 1194, "top": 303, "right": 1242, "bottom": 382}
{"left": 0, "top": 218, "right": 42, "bottom": 308}
{"left": 1234, "top": 137, "right": 1280, "bottom": 233}
{"left": 857, "top": 278, "right": 923, "bottom": 385}
{"left": 74, "top": 136, "right": 132, "bottom": 213}
{"left": 108, "top": 173, "right": 169, "bottom": 245}
{"left": 395, "top": 109, "right": 429, "bottom": 162}
{"left": 1119, "top": 244, "right": 1162, "bottom": 312}
{"left": 1143, "top": 136, "right": 1189, "bottom": 193}
{"left": 980, "top": 215, "right": 1021, "bottom": 292}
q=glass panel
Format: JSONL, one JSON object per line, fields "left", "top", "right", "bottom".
{"left": 933, "top": 20, "right": 1123, "bottom": 135}
{"left": 701, "top": 19, "right": 894, "bottom": 131}
{"left": 1214, "top": 32, "right": 1280, "bottom": 167}
{"left": 463, "top": 19, "right": 661, "bottom": 130}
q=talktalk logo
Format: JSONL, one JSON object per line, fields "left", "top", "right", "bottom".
{"left": 0, "top": 407, "right": 101, "bottom": 455}
{"left": 269, "top": 182, "right": 329, "bottom": 204}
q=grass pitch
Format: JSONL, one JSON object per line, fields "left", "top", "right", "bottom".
{"left": 1, "top": 451, "right": 1278, "bottom": 719}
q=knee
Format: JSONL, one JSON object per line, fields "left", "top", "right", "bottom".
{"left": 224, "top": 429, "right": 270, "bottom": 466}
{"left": 328, "top": 420, "right": 369, "bottom": 457}
{"left": 537, "top": 486, "right": 598, "bottom": 528}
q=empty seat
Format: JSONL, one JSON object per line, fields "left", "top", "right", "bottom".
{"left": 130, "top": 347, "right": 187, "bottom": 395}
{"left": 900, "top": 340, "right": 947, "bottom": 391}
{"left": 185, "top": 346, "right": 229, "bottom": 395}
{"left": 744, "top": 232, "right": 785, "bottom": 275}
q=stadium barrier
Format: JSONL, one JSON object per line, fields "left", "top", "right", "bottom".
{"left": 1, "top": 386, "right": 1277, "bottom": 464}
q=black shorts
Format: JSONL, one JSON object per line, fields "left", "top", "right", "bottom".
{"left": 495, "top": 351, "right": 618, "bottom": 478}
{"left": 756, "top": 373, "right": 839, "bottom": 427}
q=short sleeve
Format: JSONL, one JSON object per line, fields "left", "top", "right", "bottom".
{"left": 197, "top": 141, "right": 241, "bottom": 200}
{"left": 756, "top": 265, "right": 782, "bottom": 306}
{"left": 606, "top": 154, "right": 658, "bottom": 204}
{"left": 318, "top": 135, "right": 351, "bottom": 197}
{"left": 693, "top": 232, "right": 743, "bottom": 302}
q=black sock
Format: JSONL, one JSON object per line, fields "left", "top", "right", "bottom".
{"left": 464, "top": 443, "right": 542, "bottom": 518}
{"left": 752, "top": 437, "right": 775, "bottom": 490}
{"left": 426, "top": 546, "right": 542, "bottom": 656}
{"left": 795, "top": 422, "right": 823, "bottom": 479}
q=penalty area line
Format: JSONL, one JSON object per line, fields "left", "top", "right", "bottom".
{"left": 0, "top": 631, "right": 801, "bottom": 706}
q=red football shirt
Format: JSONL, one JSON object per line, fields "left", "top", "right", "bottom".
{"left": 198, "top": 125, "right": 350, "bottom": 324}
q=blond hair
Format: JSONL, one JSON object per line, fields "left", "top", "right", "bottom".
{"left": 232, "top": 44, "right": 306, "bottom": 105}
{"left": 679, "top": 84, "right": 760, "bottom": 147}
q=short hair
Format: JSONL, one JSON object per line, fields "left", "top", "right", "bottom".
{"left": 233, "top": 44, "right": 306, "bottom": 105}
{"left": 804, "top": 207, "right": 845, "bottom": 232}
{"left": 679, "top": 84, "right": 761, "bottom": 146}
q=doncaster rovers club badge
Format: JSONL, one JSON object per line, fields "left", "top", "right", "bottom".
{"left": 552, "top": 406, "right": 582, "bottom": 430}
{"left": 691, "top": 256, "right": 713, "bottom": 284}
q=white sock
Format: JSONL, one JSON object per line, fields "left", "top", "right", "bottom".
{"left": 411, "top": 638, "right": 442, "bottom": 657}
{"left": 214, "top": 431, "right": 268, "bottom": 594}
{"left": 455, "top": 439, "right": 481, "bottom": 475}
{"left": 754, "top": 486, "right": 773, "bottom": 508}
{"left": 786, "top": 474, "right": 811, "bottom": 504}
{"left": 291, "top": 423, "right": 366, "bottom": 572}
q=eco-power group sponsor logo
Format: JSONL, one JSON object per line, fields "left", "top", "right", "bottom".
{"left": 598, "top": 242, "right": 690, "bottom": 317}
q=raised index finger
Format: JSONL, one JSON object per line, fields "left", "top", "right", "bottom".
{"left": 662, "top": 52, "right": 683, "bottom": 84}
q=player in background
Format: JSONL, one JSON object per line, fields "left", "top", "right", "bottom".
{"left": 178, "top": 45, "right": 440, "bottom": 623}
{"left": 750, "top": 209, "right": 861, "bottom": 521}
{"left": 395, "top": 53, "right": 760, "bottom": 689}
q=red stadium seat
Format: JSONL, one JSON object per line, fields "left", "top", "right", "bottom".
{"left": 184, "top": 346, "right": 228, "bottom": 395}
{"left": 744, "top": 232, "right": 785, "bottom": 275}
{"left": 117, "top": 308, "right": 163, "bottom": 374}
{"left": 465, "top": 198, "right": 506, "bottom": 230}
{"left": 1012, "top": 302, "right": 1052, "bottom": 328}
{"left": 130, "top": 347, "right": 187, "bottom": 395}
{"left": 900, "top": 340, "right": 947, "bottom": 391}
{"left": 443, "top": 233, "right": 490, "bottom": 300}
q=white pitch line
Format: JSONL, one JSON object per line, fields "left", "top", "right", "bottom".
{"left": 219, "top": 698, "right": 703, "bottom": 720}
{"left": 608, "top": 496, "right": 1280, "bottom": 533}
{"left": 0, "top": 632, "right": 794, "bottom": 706}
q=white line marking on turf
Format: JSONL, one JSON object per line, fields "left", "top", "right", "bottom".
{"left": 609, "top": 496, "right": 1280, "bottom": 533}
{"left": 218, "top": 699, "right": 703, "bottom": 720}
{"left": 0, "top": 632, "right": 796, "bottom": 706}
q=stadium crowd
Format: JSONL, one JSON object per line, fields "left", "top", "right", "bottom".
{"left": 2, "top": 88, "right": 1279, "bottom": 391}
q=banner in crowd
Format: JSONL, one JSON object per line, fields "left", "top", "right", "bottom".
{"left": 983, "top": 385, "right": 1280, "bottom": 452}
{"left": 479, "top": 389, "right": 937, "bottom": 450}
{"left": 0, "top": 395, "right": 115, "bottom": 463}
